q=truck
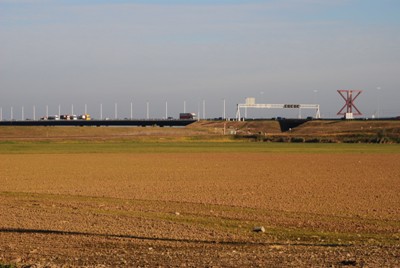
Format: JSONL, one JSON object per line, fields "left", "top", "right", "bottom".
{"left": 179, "top": 113, "right": 197, "bottom": 120}
{"left": 47, "top": 115, "right": 60, "bottom": 120}
{"left": 60, "top": 114, "right": 71, "bottom": 120}
{"left": 59, "top": 114, "right": 80, "bottom": 120}
{"left": 78, "top": 114, "right": 91, "bottom": 120}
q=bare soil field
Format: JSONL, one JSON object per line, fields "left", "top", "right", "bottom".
{"left": 1, "top": 150, "right": 399, "bottom": 267}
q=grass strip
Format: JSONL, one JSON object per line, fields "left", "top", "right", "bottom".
{"left": 1, "top": 141, "right": 400, "bottom": 154}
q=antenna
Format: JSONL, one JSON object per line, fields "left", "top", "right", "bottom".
{"left": 337, "top": 90, "right": 363, "bottom": 119}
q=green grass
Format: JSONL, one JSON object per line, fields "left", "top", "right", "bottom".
{"left": 0, "top": 264, "right": 16, "bottom": 268}
{"left": 0, "top": 141, "right": 400, "bottom": 154}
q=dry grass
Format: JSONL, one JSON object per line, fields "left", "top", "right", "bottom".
{"left": 1, "top": 120, "right": 400, "bottom": 143}
{"left": 293, "top": 120, "right": 400, "bottom": 135}
{"left": 0, "top": 125, "right": 220, "bottom": 142}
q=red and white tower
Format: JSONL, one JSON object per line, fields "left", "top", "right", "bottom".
{"left": 337, "top": 90, "right": 363, "bottom": 119}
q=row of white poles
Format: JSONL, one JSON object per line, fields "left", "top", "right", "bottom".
{"left": 0, "top": 99, "right": 226, "bottom": 121}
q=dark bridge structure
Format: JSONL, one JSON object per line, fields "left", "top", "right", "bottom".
{"left": 0, "top": 119, "right": 197, "bottom": 127}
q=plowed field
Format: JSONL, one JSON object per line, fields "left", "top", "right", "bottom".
{"left": 1, "top": 145, "right": 399, "bottom": 267}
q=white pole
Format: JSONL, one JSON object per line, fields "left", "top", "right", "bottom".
{"left": 316, "top": 105, "right": 321, "bottom": 119}
{"left": 223, "top": 99, "right": 226, "bottom": 119}
{"left": 22, "top": 106, "right": 24, "bottom": 120}
{"left": 377, "top": 86, "right": 381, "bottom": 118}
{"left": 165, "top": 101, "right": 168, "bottom": 119}
{"left": 33, "top": 106, "right": 36, "bottom": 120}
{"left": 85, "top": 104, "right": 87, "bottom": 114}
{"left": 197, "top": 102, "right": 200, "bottom": 120}
{"left": 130, "top": 102, "right": 133, "bottom": 120}
{"left": 236, "top": 104, "right": 241, "bottom": 121}
{"left": 204, "top": 100, "right": 206, "bottom": 119}
{"left": 46, "top": 105, "right": 48, "bottom": 117}
{"left": 100, "top": 103, "right": 103, "bottom": 119}
{"left": 184, "top": 100, "right": 186, "bottom": 113}
{"left": 146, "top": 101, "right": 149, "bottom": 119}
{"left": 115, "top": 103, "right": 117, "bottom": 119}
{"left": 71, "top": 104, "right": 73, "bottom": 115}
{"left": 58, "top": 105, "right": 61, "bottom": 116}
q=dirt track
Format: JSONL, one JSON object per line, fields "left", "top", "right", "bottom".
{"left": 1, "top": 153, "right": 399, "bottom": 267}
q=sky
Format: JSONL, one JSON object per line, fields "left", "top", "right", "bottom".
{"left": 1, "top": 0, "right": 399, "bottom": 119}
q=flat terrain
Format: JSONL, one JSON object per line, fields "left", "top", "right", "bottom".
{"left": 0, "top": 139, "right": 399, "bottom": 267}
{"left": 190, "top": 119, "right": 400, "bottom": 143}
{"left": 0, "top": 125, "right": 220, "bottom": 142}
{"left": 1, "top": 119, "right": 400, "bottom": 143}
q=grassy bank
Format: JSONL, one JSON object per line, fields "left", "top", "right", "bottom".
{"left": 0, "top": 140, "right": 399, "bottom": 154}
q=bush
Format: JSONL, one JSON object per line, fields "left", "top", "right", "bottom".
{"left": 0, "top": 264, "right": 16, "bottom": 268}
{"left": 305, "top": 138, "right": 321, "bottom": 143}
{"left": 290, "top": 137, "right": 305, "bottom": 143}
{"left": 276, "top": 137, "right": 290, "bottom": 143}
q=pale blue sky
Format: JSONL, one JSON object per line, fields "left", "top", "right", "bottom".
{"left": 1, "top": 0, "right": 399, "bottom": 119}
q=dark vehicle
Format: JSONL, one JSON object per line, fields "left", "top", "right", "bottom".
{"left": 47, "top": 115, "right": 60, "bottom": 120}
{"left": 60, "top": 115, "right": 70, "bottom": 120}
{"left": 179, "top": 113, "right": 197, "bottom": 120}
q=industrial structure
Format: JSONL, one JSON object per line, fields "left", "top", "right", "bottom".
{"left": 337, "top": 90, "right": 363, "bottom": 119}
{"left": 235, "top": 98, "right": 321, "bottom": 121}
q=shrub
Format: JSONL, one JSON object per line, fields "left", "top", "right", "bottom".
{"left": 275, "top": 137, "right": 290, "bottom": 143}
{"left": 290, "top": 137, "right": 305, "bottom": 143}
{"left": 305, "top": 138, "right": 321, "bottom": 143}
{"left": 0, "top": 264, "right": 16, "bottom": 268}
